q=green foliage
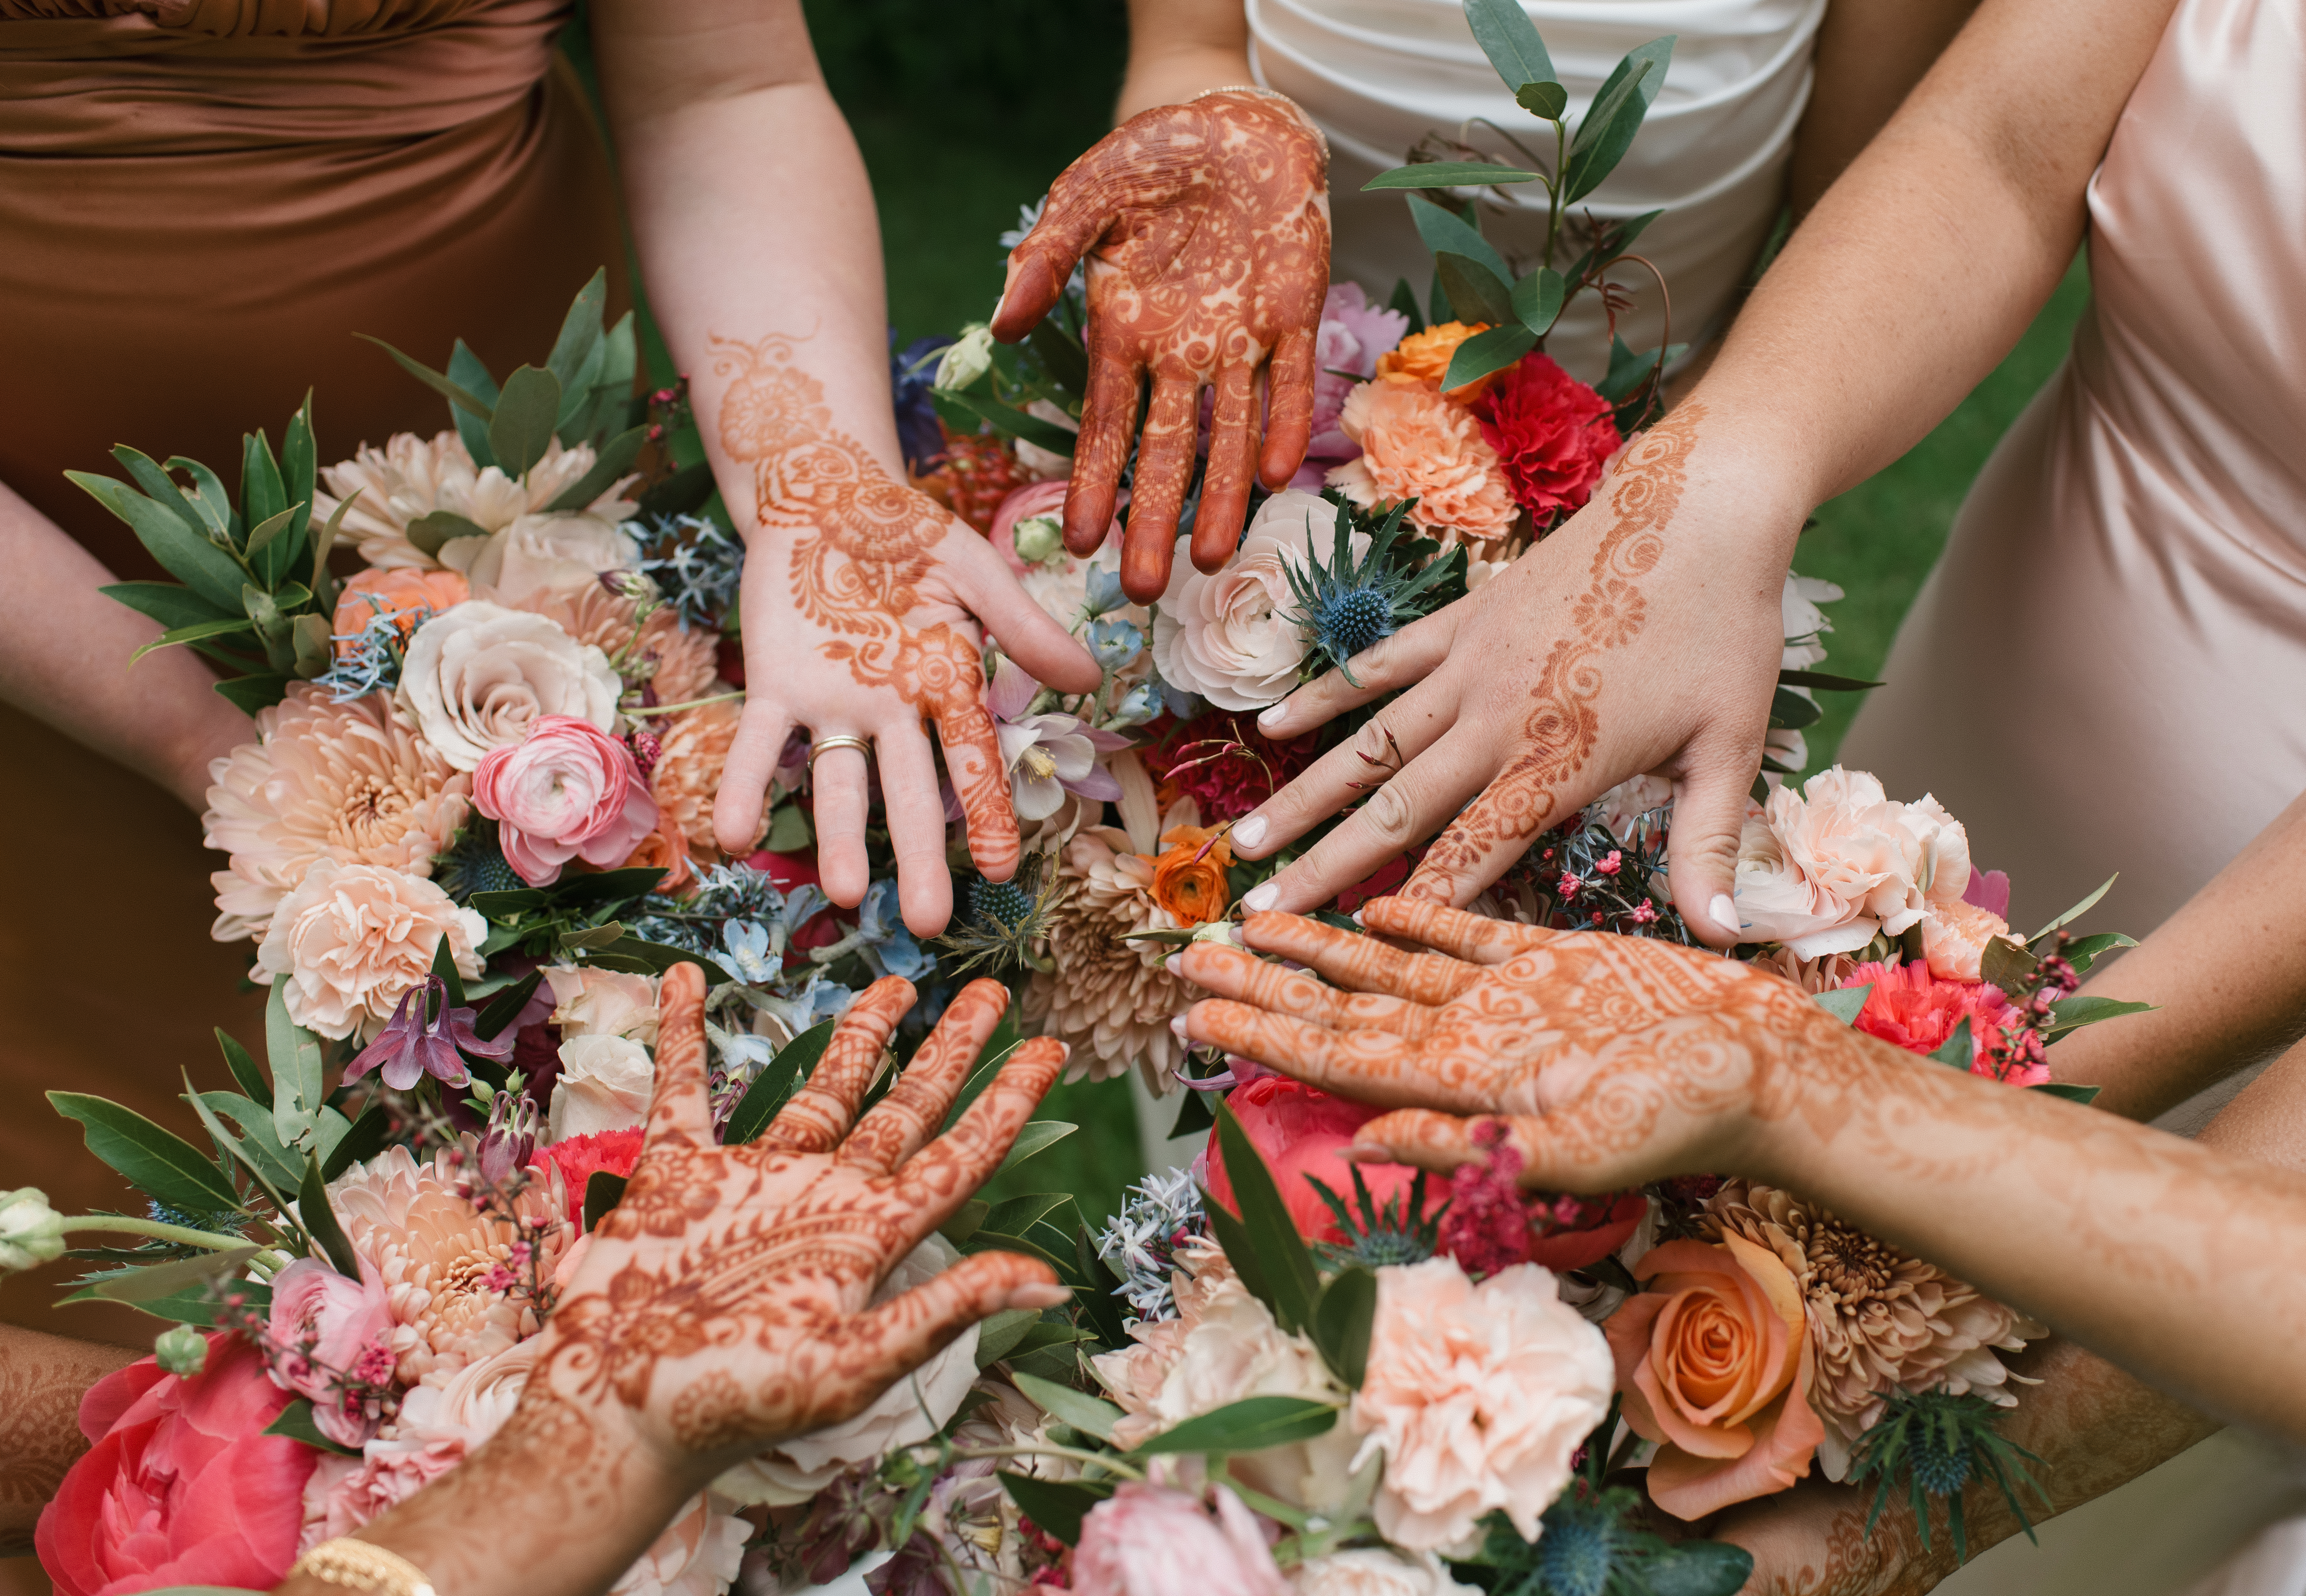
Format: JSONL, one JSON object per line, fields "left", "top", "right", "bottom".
{"left": 724, "top": 1019, "right": 835, "bottom": 1145}
{"left": 263, "top": 1399, "right": 362, "bottom": 1456}
{"left": 1364, "top": 161, "right": 1544, "bottom": 192}
{"left": 996, "top": 1471, "right": 1113, "bottom": 1547}
{"left": 1848, "top": 1389, "right": 2049, "bottom": 1564}
{"left": 1812, "top": 984, "right": 1873, "bottom": 1025}
{"left": 48, "top": 1093, "right": 243, "bottom": 1216}
{"left": 1307, "top": 1164, "right": 1443, "bottom": 1270}
{"left": 583, "top": 1172, "right": 629, "bottom": 1233}
{"left": 1131, "top": 1395, "right": 1339, "bottom": 1457}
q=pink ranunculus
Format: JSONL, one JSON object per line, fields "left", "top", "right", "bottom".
{"left": 37, "top": 1333, "right": 320, "bottom": 1596}
{"left": 1071, "top": 1483, "right": 1290, "bottom": 1596}
{"left": 266, "top": 1257, "right": 393, "bottom": 1446}
{"left": 473, "top": 714, "right": 659, "bottom": 887}
{"left": 1203, "top": 1074, "right": 1435, "bottom": 1245}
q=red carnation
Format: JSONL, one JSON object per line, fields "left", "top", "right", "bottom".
{"left": 1473, "top": 353, "right": 1621, "bottom": 528}
{"left": 539, "top": 1128, "right": 646, "bottom": 1228}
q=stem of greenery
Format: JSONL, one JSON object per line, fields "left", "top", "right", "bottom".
{"left": 62, "top": 1216, "right": 257, "bottom": 1251}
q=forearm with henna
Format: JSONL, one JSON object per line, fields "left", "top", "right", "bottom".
{"left": 0, "top": 1326, "right": 140, "bottom": 1553}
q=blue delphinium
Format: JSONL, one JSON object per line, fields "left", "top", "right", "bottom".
{"left": 891, "top": 331, "right": 957, "bottom": 475}
{"left": 1282, "top": 496, "right": 1458, "bottom": 686}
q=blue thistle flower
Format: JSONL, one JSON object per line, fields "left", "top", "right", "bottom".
{"left": 1536, "top": 1509, "right": 1616, "bottom": 1596}
{"left": 1848, "top": 1388, "right": 2049, "bottom": 1564}
{"left": 634, "top": 513, "right": 746, "bottom": 631}
{"left": 435, "top": 821, "right": 524, "bottom": 905}
{"left": 1282, "top": 495, "right": 1457, "bottom": 686}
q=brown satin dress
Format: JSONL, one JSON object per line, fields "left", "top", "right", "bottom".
{"left": 0, "top": 0, "right": 627, "bottom": 1374}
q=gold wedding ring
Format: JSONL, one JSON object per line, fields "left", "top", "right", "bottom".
{"left": 807, "top": 735, "right": 872, "bottom": 771}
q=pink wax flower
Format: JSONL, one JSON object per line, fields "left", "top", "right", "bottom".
{"left": 472, "top": 714, "right": 659, "bottom": 887}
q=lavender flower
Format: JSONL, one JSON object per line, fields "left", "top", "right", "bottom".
{"left": 344, "top": 975, "right": 513, "bottom": 1092}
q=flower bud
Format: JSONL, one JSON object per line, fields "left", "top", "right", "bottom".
{"left": 1082, "top": 564, "right": 1128, "bottom": 619}
{"left": 0, "top": 1188, "right": 65, "bottom": 1274}
{"left": 154, "top": 1324, "right": 209, "bottom": 1377}
{"left": 935, "top": 324, "right": 995, "bottom": 391}
{"left": 1012, "top": 515, "right": 1065, "bottom": 566}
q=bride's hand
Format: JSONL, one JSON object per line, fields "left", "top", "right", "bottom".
{"left": 516, "top": 963, "right": 1071, "bottom": 1492}
{"left": 1226, "top": 404, "right": 1796, "bottom": 943}
{"left": 989, "top": 90, "right": 1330, "bottom": 603}
{"left": 1176, "top": 899, "right": 1853, "bottom": 1190}
{"left": 705, "top": 334, "right": 1100, "bottom": 936}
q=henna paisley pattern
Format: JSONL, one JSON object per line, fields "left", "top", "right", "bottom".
{"left": 1404, "top": 404, "right": 1705, "bottom": 903}
{"left": 991, "top": 91, "right": 1331, "bottom": 600}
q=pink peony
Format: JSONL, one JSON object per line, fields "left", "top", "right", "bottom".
{"left": 36, "top": 1334, "right": 319, "bottom": 1596}
{"left": 1326, "top": 379, "right": 1518, "bottom": 547}
{"left": 265, "top": 1257, "right": 394, "bottom": 1446}
{"left": 1071, "top": 1484, "right": 1290, "bottom": 1596}
{"left": 1471, "top": 353, "right": 1620, "bottom": 526}
{"left": 1838, "top": 960, "right": 2038, "bottom": 1082}
{"left": 473, "top": 714, "right": 659, "bottom": 887}
{"left": 1204, "top": 1075, "right": 1432, "bottom": 1245}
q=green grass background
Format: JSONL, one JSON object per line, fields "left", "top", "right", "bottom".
{"left": 613, "top": 2, "right": 2093, "bottom": 1223}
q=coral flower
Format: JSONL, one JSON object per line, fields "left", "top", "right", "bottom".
{"left": 331, "top": 568, "right": 471, "bottom": 654}
{"left": 538, "top": 1128, "right": 646, "bottom": 1228}
{"left": 1838, "top": 959, "right": 2033, "bottom": 1081}
{"left": 1149, "top": 823, "right": 1233, "bottom": 927}
{"left": 1375, "top": 320, "right": 1499, "bottom": 402}
{"left": 1327, "top": 380, "right": 1518, "bottom": 547}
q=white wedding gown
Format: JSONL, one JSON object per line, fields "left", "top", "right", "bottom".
{"left": 1250, "top": 3, "right": 2306, "bottom": 1593}
{"left": 1248, "top": 0, "right": 1824, "bottom": 379}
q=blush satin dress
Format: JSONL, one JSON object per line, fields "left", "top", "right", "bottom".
{"left": 0, "top": 0, "right": 625, "bottom": 1353}
{"left": 1840, "top": 0, "right": 2306, "bottom": 1589}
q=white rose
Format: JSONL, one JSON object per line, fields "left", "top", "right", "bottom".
{"left": 1291, "top": 1550, "right": 1482, "bottom": 1596}
{"left": 711, "top": 1236, "right": 983, "bottom": 1506}
{"left": 445, "top": 510, "right": 641, "bottom": 603}
{"left": 546, "top": 1034, "right": 656, "bottom": 1142}
{"left": 396, "top": 600, "right": 620, "bottom": 771}
{"left": 255, "top": 859, "right": 484, "bottom": 1041}
{"left": 1152, "top": 488, "right": 1365, "bottom": 711}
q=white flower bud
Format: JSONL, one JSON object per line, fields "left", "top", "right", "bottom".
{"left": 1012, "top": 515, "right": 1065, "bottom": 565}
{"left": 935, "top": 324, "right": 996, "bottom": 391}
{"left": 155, "top": 1324, "right": 210, "bottom": 1377}
{"left": 0, "top": 1188, "right": 66, "bottom": 1274}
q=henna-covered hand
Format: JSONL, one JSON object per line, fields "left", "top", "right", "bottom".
{"left": 990, "top": 90, "right": 1331, "bottom": 601}
{"left": 1230, "top": 404, "right": 1792, "bottom": 940}
{"left": 708, "top": 334, "right": 1101, "bottom": 934}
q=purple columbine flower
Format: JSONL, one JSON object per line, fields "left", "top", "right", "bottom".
{"left": 345, "top": 975, "right": 513, "bottom": 1092}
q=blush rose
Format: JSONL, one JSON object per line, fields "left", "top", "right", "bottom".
{"left": 473, "top": 715, "right": 659, "bottom": 887}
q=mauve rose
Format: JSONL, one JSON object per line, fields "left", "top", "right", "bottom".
{"left": 473, "top": 715, "right": 659, "bottom": 887}
{"left": 37, "top": 1334, "right": 319, "bottom": 1596}
{"left": 396, "top": 600, "right": 621, "bottom": 772}
{"left": 1072, "top": 1484, "right": 1290, "bottom": 1596}
{"left": 266, "top": 1258, "right": 393, "bottom": 1446}
{"left": 1204, "top": 1075, "right": 1434, "bottom": 1244}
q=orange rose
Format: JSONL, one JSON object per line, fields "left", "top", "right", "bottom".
{"left": 618, "top": 816, "right": 695, "bottom": 895}
{"left": 1375, "top": 320, "right": 1500, "bottom": 402}
{"left": 1602, "top": 1236, "right": 1825, "bottom": 1520}
{"left": 1150, "top": 824, "right": 1234, "bottom": 927}
{"left": 332, "top": 567, "right": 470, "bottom": 655}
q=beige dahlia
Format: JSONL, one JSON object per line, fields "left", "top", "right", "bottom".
{"left": 327, "top": 1145, "right": 573, "bottom": 1385}
{"left": 649, "top": 697, "right": 749, "bottom": 854}
{"left": 1702, "top": 1180, "right": 2044, "bottom": 1478}
{"left": 204, "top": 687, "right": 471, "bottom": 943}
{"left": 1023, "top": 826, "right": 1197, "bottom": 1088}
{"left": 315, "top": 431, "right": 636, "bottom": 573}
{"left": 514, "top": 582, "right": 719, "bottom": 709}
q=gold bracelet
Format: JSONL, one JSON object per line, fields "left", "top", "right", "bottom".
{"left": 290, "top": 1538, "right": 439, "bottom": 1596}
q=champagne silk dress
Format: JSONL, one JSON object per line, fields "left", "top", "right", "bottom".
{"left": 1247, "top": 0, "right": 1825, "bottom": 380}
{"left": 1839, "top": 0, "right": 2306, "bottom": 1589}
{"left": 0, "top": 0, "right": 625, "bottom": 1355}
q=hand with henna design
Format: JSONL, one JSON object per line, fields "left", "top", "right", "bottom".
{"left": 278, "top": 963, "right": 1071, "bottom": 1596}
{"left": 705, "top": 333, "right": 1101, "bottom": 935}
{"left": 990, "top": 89, "right": 1331, "bottom": 602}
{"left": 1225, "top": 404, "right": 1795, "bottom": 943}
{"left": 1179, "top": 901, "right": 2306, "bottom": 1441}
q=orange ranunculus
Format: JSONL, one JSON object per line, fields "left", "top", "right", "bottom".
{"left": 1602, "top": 1235, "right": 1825, "bottom": 1520}
{"left": 332, "top": 566, "right": 470, "bottom": 654}
{"left": 1150, "top": 823, "right": 1234, "bottom": 927}
{"left": 619, "top": 815, "right": 695, "bottom": 895}
{"left": 1375, "top": 320, "right": 1500, "bottom": 402}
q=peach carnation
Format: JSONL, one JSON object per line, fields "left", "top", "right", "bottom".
{"left": 513, "top": 582, "right": 718, "bottom": 708}
{"left": 1326, "top": 380, "right": 1518, "bottom": 547}
{"left": 331, "top": 568, "right": 471, "bottom": 654}
{"left": 1732, "top": 768, "right": 1973, "bottom": 959}
{"left": 254, "top": 859, "right": 485, "bottom": 1041}
{"left": 1350, "top": 1257, "right": 1613, "bottom": 1552}
{"left": 315, "top": 431, "right": 636, "bottom": 573}
{"left": 1920, "top": 897, "right": 2022, "bottom": 982}
{"left": 204, "top": 687, "right": 471, "bottom": 942}
{"left": 649, "top": 697, "right": 748, "bottom": 854}
{"left": 1375, "top": 320, "right": 1499, "bottom": 402}
{"left": 326, "top": 1145, "right": 572, "bottom": 1385}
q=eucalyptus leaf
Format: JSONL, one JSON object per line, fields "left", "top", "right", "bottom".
{"left": 68, "top": 471, "right": 250, "bottom": 612}
{"left": 489, "top": 364, "right": 564, "bottom": 480}
{"left": 2064, "top": 931, "right": 2138, "bottom": 975}
{"left": 1435, "top": 251, "right": 1514, "bottom": 324}
{"left": 356, "top": 334, "right": 496, "bottom": 421}
{"left": 2043, "top": 995, "right": 2156, "bottom": 1038}
{"left": 1407, "top": 195, "right": 1509, "bottom": 281}
{"left": 1133, "top": 1395, "right": 1340, "bottom": 1456}
{"left": 108, "top": 446, "right": 210, "bottom": 539}
{"left": 1312, "top": 1265, "right": 1377, "bottom": 1388}
{"left": 1511, "top": 266, "right": 1565, "bottom": 336}
{"left": 216, "top": 1028, "right": 270, "bottom": 1101}
{"left": 2029, "top": 1082, "right": 2104, "bottom": 1105}
{"left": 1515, "top": 79, "right": 1569, "bottom": 119}
{"left": 997, "top": 1120, "right": 1077, "bottom": 1175}
{"left": 47, "top": 1092, "right": 244, "bottom": 1214}
{"left": 1565, "top": 39, "right": 1675, "bottom": 204}
{"left": 997, "top": 1473, "right": 1112, "bottom": 1547}
{"left": 240, "top": 430, "right": 286, "bottom": 538}
{"left": 1363, "top": 161, "right": 1542, "bottom": 191}
{"left": 545, "top": 268, "right": 609, "bottom": 390}
{"left": 404, "top": 510, "right": 489, "bottom": 559}
{"left": 544, "top": 424, "right": 649, "bottom": 512}
{"left": 266, "top": 980, "right": 326, "bottom": 1154}
{"left": 1441, "top": 323, "right": 1536, "bottom": 391}
{"left": 764, "top": 802, "right": 812, "bottom": 854}
{"left": 61, "top": 1247, "right": 258, "bottom": 1306}
{"left": 1646, "top": 1538, "right": 1756, "bottom": 1596}
{"left": 1387, "top": 275, "right": 1425, "bottom": 336}
{"left": 1813, "top": 984, "right": 1872, "bottom": 1025}
{"left": 102, "top": 582, "right": 233, "bottom": 631}
{"left": 1980, "top": 936, "right": 2039, "bottom": 1000}
{"left": 583, "top": 1172, "right": 628, "bottom": 1232}
{"left": 1010, "top": 1370, "right": 1125, "bottom": 1443}
{"left": 263, "top": 1398, "right": 361, "bottom": 1456}
{"left": 2028, "top": 875, "right": 2117, "bottom": 945}
{"left": 1927, "top": 1016, "right": 1975, "bottom": 1071}
{"left": 1203, "top": 1102, "right": 1320, "bottom": 1334}
{"left": 298, "top": 1153, "right": 362, "bottom": 1280}
{"left": 725, "top": 1020, "right": 835, "bottom": 1145}
{"left": 130, "top": 617, "right": 259, "bottom": 667}
{"left": 1462, "top": 0, "right": 1556, "bottom": 97}
{"left": 447, "top": 338, "right": 502, "bottom": 468}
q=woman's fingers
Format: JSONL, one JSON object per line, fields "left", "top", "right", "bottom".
{"left": 1356, "top": 898, "right": 1559, "bottom": 965}
{"left": 1660, "top": 734, "right": 1766, "bottom": 950}
{"left": 846, "top": 1252, "right": 1069, "bottom": 1417}
{"left": 1065, "top": 337, "right": 1142, "bottom": 559}
{"left": 946, "top": 533, "right": 1102, "bottom": 696}
{"left": 1118, "top": 371, "right": 1204, "bottom": 601}
{"left": 923, "top": 634, "right": 1021, "bottom": 887}
{"left": 841, "top": 979, "right": 1010, "bottom": 1173}
{"left": 712, "top": 694, "right": 792, "bottom": 857}
{"left": 1236, "top": 910, "right": 1484, "bottom": 1003}
{"left": 1401, "top": 750, "right": 1604, "bottom": 908}
{"left": 1193, "top": 363, "right": 1261, "bottom": 575}
{"left": 895, "top": 1037, "right": 1068, "bottom": 1223}
{"left": 1253, "top": 726, "right": 1496, "bottom": 913}
{"left": 1259, "top": 324, "right": 1318, "bottom": 490}
{"left": 988, "top": 168, "right": 1112, "bottom": 343}
{"left": 1251, "top": 601, "right": 1462, "bottom": 742}
{"left": 759, "top": 976, "right": 915, "bottom": 1154}
{"left": 1232, "top": 676, "right": 1458, "bottom": 867}
{"left": 639, "top": 963, "right": 714, "bottom": 1149}
{"left": 873, "top": 721, "right": 955, "bottom": 938}
{"left": 1346, "top": 1108, "right": 1531, "bottom": 1175}
{"left": 810, "top": 737, "right": 873, "bottom": 908}
{"left": 1354, "top": 1103, "right": 1649, "bottom": 1194}
{"left": 1173, "top": 942, "right": 1436, "bottom": 1038}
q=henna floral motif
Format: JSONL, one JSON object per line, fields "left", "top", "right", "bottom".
{"left": 1403, "top": 404, "right": 1705, "bottom": 903}
{"left": 991, "top": 91, "right": 1331, "bottom": 601}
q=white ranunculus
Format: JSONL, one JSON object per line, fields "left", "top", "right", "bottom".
{"left": 711, "top": 1236, "right": 983, "bottom": 1506}
{"left": 546, "top": 1034, "right": 656, "bottom": 1142}
{"left": 396, "top": 600, "right": 620, "bottom": 771}
{"left": 1151, "top": 489, "right": 1366, "bottom": 711}
{"left": 543, "top": 966, "right": 660, "bottom": 1044}
{"left": 444, "top": 510, "right": 641, "bottom": 604}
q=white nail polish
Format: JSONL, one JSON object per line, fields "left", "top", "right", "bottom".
{"left": 1709, "top": 894, "right": 1744, "bottom": 937}
{"left": 1169, "top": 1014, "right": 1190, "bottom": 1042}
{"left": 1244, "top": 882, "right": 1279, "bottom": 914}
{"left": 1350, "top": 908, "right": 1366, "bottom": 926}
{"left": 1164, "top": 953, "right": 1185, "bottom": 976}
{"left": 1233, "top": 815, "right": 1268, "bottom": 851}
{"left": 1256, "top": 705, "right": 1286, "bottom": 731}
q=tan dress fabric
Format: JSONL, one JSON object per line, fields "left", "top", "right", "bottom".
{"left": 1842, "top": 0, "right": 2306, "bottom": 1588}
{"left": 0, "top": 0, "right": 626, "bottom": 1359}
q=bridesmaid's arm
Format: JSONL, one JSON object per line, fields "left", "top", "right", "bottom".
{"left": 1789, "top": 0, "right": 1985, "bottom": 218}
{"left": 0, "top": 481, "right": 255, "bottom": 810}
{"left": 1115, "top": 0, "right": 1253, "bottom": 123}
